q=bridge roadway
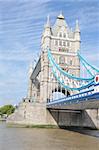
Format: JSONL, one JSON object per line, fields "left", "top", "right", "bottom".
{"left": 46, "top": 89, "right": 99, "bottom": 110}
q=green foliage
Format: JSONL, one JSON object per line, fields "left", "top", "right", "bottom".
{"left": 0, "top": 105, "right": 15, "bottom": 116}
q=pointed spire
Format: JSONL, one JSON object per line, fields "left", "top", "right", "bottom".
{"left": 70, "top": 28, "right": 73, "bottom": 32}
{"left": 57, "top": 11, "right": 65, "bottom": 19}
{"left": 75, "top": 20, "right": 80, "bottom": 41}
{"left": 75, "top": 20, "right": 80, "bottom": 32}
{"left": 47, "top": 15, "right": 50, "bottom": 25}
{"left": 45, "top": 15, "right": 51, "bottom": 28}
{"left": 60, "top": 10, "right": 63, "bottom": 15}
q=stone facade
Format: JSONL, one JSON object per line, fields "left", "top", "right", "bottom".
{"left": 7, "top": 13, "right": 81, "bottom": 126}
{"left": 7, "top": 101, "right": 99, "bottom": 129}
{"left": 7, "top": 12, "right": 99, "bottom": 129}
{"left": 7, "top": 102, "right": 57, "bottom": 125}
{"left": 29, "top": 12, "right": 80, "bottom": 103}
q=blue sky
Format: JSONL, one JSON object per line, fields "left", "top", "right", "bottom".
{"left": 0, "top": 0, "right": 99, "bottom": 106}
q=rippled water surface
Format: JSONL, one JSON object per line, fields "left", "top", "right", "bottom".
{"left": 0, "top": 122, "right": 99, "bottom": 150}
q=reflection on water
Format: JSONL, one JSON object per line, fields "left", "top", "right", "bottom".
{"left": 0, "top": 122, "right": 99, "bottom": 150}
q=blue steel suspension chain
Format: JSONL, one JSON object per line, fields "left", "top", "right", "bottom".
{"left": 48, "top": 49, "right": 94, "bottom": 81}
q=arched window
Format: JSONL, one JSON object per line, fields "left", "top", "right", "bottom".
{"left": 63, "top": 33, "right": 66, "bottom": 38}
{"left": 59, "top": 32, "right": 62, "bottom": 37}
{"left": 59, "top": 40, "right": 62, "bottom": 46}
{"left": 63, "top": 41, "right": 66, "bottom": 46}
{"left": 55, "top": 40, "right": 58, "bottom": 46}
{"left": 59, "top": 56, "right": 65, "bottom": 64}
{"left": 70, "top": 60, "right": 72, "bottom": 65}
{"left": 67, "top": 41, "right": 70, "bottom": 47}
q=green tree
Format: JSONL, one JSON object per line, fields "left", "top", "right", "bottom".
{"left": 0, "top": 105, "right": 15, "bottom": 116}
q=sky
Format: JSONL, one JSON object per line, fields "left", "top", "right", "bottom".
{"left": 0, "top": 0, "right": 99, "bottom": 106}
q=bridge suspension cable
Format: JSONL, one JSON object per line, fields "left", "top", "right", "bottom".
{"left": 51, "top": 66, "right": 94, "bottom": 91}
{"left": 77, "top": 52, "right": 99, "bottom": 76}
{"left": 48, "top": 49, "right": 94, "bottom": 81}
{"left": 47, "top": 49, "right": 95, "bottom": 91}
{"left": 80, "top": 58, "right": 94, "bottom": 77}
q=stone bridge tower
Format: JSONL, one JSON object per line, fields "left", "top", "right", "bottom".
{"left": 29, "top": 12, "right": 80, "bottom": 103}
{"left": 7, "top": 13, "right": 99, "bottom": 129}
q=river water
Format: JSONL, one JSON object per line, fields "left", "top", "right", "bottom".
{"left": 0, "top": 122, "right": 99, "bottom": 150}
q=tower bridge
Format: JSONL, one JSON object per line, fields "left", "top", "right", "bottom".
{"left": 7, "top": 12, "right": 99, "bottom": 129}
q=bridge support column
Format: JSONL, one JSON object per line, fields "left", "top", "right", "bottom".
{"left": 7, "top": 103, "right": 99, "bottom": 129}
{"left": 40, "top": 81, "right": 49, "bottom": 103}
{"left": 7, "top": 102, "right": 57, "bottom": 126}
{"left": 49, "top": 109, "right": 83, "bottom": 128}
{"left": 82, "top": 109, "right": 99, "bottom": 129}
{"left": 46, "top": 109, "right": 99, "bottom": 129}
{"left": 40, "top": 51, "right": 49, "bottom": 103}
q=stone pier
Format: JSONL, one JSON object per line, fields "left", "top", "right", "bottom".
{"left": 7, "top": 101, "right": 99, "bottom": 129}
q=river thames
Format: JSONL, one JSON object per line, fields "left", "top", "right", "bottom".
{"left": 0, "top": 122, "right": 99, "bottom": 150}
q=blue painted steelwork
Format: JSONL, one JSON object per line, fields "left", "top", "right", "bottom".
{"left": 48, "top": 88, "right": 94, "bottom": 103}
{"left": 52, "top": 66, "right": 94, "bottom": 91}
{"left": 47, "top": 89, "right": 99, "bottom": 108}
{"left": 79, "top": 57, "right": 94, "bottom": 77}
{"left": 48, "top": 49, "right": 95, "bottom": 91}
{"left": 47, "top": 89, "right": 94, "bottom": 104}
{"left": 48, "top": 49, "right": 94, "bottom": 81}
{"left": 77, "top": 52, "right": 99, "bottom": 73}
{"left": 47, "top": 48, "right": 99, "bottom": 108}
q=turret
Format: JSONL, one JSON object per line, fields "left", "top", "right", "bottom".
{"left": 57, "top": 11, "right": 65, "bottom": 20}
{"left": 75, "top": 20, "right": 80, "bottom": 41}
{"left": 74, "top": 20, "right": 80, "bottom": 51}
{"left": 43, "top": 15, "right": 52, "bottom": 37}
{"left": 45, "top": 15, "right": 51, "bottom": 28}
{"left": 41, "top": 15, "right": 52, "bottom": 51}
{"left": 52, "top": 12, "right": 68, "bottom": 36}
